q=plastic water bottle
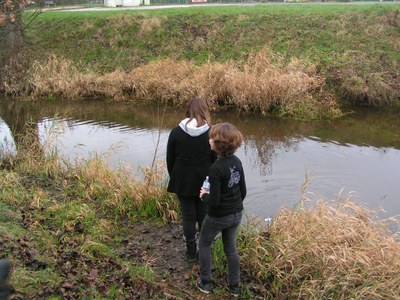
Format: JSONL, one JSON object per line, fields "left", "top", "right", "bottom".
{"left": 202, "top": 176, "right": 210, "bottom": 192}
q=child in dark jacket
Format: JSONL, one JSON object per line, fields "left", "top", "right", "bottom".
{"left": 197, "top": 122, "right": 246, "bottom": 298}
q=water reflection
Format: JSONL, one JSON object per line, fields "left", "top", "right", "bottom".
{"left": 0, "top": 117, "right": 17, "bottom": 158}
{"left": 38, "top": 117, "right": 168, "bottom": 173}
{"left": 1, "top": 99, "right": 400, "bottom": 222}
{"left": 241, "top": 136, "right": 400, "bottom": 222}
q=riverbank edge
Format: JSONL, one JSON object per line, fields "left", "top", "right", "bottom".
{"left": 1, "top": 4, "right": 400, "bottom": 119}
{"left": 1, "top": 131, "right": 399, "bottom": 299}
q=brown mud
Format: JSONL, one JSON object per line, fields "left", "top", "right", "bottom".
{"left": 0, "top": 169, "right": 267, "bottom": 299}
{"left": 1, "top": 219, "right": 266, "bottom": 299}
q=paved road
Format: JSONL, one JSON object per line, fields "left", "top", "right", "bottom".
{"left": 56, "top": 1, "right": 398, "bottom": 12}
{"left": 58, "top": 3, "right": 258, "bottom": 12}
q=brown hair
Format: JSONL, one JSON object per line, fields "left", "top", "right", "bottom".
{"left": 185, "top": 97, "right": 211, "bottom": 128}
{"left": 209, "top": 122, "right": 243, "bottom": 156}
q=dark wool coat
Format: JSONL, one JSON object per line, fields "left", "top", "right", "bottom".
{"left": 167, "top": 126, "right": 216, "bottom": 197}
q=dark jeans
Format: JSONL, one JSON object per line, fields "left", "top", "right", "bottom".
{"left": 198, "top": 211, "right": 242, "bottom": 286}
{"left": 178, "top": 195, "right": 207, "bottom": 242}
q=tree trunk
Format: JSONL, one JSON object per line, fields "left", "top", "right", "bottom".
{"left": 0, "top": 0, "right": 25, "bottom": 94}
{"left": 0, "top": 0, "right": 24, "bottom": 70}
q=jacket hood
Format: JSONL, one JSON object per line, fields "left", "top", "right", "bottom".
{"left": 179, "top": 118, "right": 209, "bottom": 137}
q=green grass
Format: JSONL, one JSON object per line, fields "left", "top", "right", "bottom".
{"left": 24, "top": 4, "right": 400, "bottom": 66}
{"left": 1, "top": 127, "right": 400, "bottom": 298}
{"left": 11, "top": 268, "right": 62, "bottom": 295}
{"left": 27, "top": 3, "right": 400, "bottom": 17}
{"left": 128, "top": 262, "right": 156, "bottom": 281}
{"left": 9, "top": 3, "right": 400, "bottom": 115}
{"left": 0, "top": 130, "right": 180, "bottom": 298}
{"left": 0, "top": 203, "right": 25, "bottom": 241}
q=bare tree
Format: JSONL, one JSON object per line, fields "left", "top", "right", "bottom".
{"left": 0, "top": 0, "right": 41, "bottom": 92}
{"left": 1, "top": 0, "right": 24, "bottom": 63}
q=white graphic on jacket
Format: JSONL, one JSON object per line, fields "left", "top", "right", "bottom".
{"left": 228, "top": 166, "right": 240, "bottom": 188}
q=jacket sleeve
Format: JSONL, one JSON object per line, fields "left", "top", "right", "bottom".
{"left": 240, "top": 167, "right": 247, "bottom": 201}
{"left": 201, "top": 166, "right": 221, "bottom": 207}
{"left": 166, "top": 131, "right": 175, "bottom": 176}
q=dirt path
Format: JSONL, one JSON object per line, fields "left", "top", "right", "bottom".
{"left": 120, "top": 221, "right": 246, "bottom": 299}
{"left": 1, "top": 170, "right": 266, "bottom": 299}
{"left": 2, "top": 216, "right": 254, "bottom": 299}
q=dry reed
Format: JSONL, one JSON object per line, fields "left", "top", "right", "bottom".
{"left": 0, "top": 52, "right": 29, "bottom": 95}
{"left": 9, "top": 127, "right": 179, "bottom": 223}
{"left": 67, "top": 156, "right": 179, "bottom": 222}
{"left": 28, "top": 55, "right": 96, "bottom": 99}
{"left": 129, "top": 58, "right": 195, "bottom": 103}
{"left": 21, "top": 49, "right": 341, "bottom": 119}
{"left": 138, "top": 16, "right": 163, "bottom": 36}
{"left": 241, "top": 198, "right": 400, "bottom": 299}
{"left": 104, "top": 14, "right": 137, "bottom": 30}
{"left": 341, "top": 73, "right": 397, "bottom": 107}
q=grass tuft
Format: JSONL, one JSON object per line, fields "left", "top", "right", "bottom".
{"left": 341, "top": 73, "right": 397, "bottom": 107}
{"left": 1, "top": 128, "right": 400, "bottom": 298}
{"left": 21, "top": 49, "right": 342, "bottom": 119}
{"left": 239, "top": 197, "right": 400, "bottom": 299}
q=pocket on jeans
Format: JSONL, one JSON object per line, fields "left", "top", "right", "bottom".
{"left": 209, "top": 215, "right": 233, "bottom": 229}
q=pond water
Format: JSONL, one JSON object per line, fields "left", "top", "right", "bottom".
{"left": 1, "top": 99, "right": 400, "bottom": 223}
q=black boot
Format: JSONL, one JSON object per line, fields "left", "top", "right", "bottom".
{"left": 0, "top": 259, "right": 11, "bottom": 300}
{"left": 185, "top": 240, "right": 197, "bottom": 263}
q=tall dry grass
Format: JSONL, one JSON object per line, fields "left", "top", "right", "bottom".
{"left": 49, "top": 139, "right": 180, "bottom": 222}
{"left": 28, "top": 55, "right": 97, "bottom": 99}
{"left": 129, "top": 49, "right": 341, "bottom": 119}
{"left": 21, "top": 49, "right": 341, "bottom": 119}
{"left": 12, "top": 126, "right": 63, "bottom": 178}
{"left": 341, "top": 73, "right": 397, "bottom": 107}
{"left": 0, "top": 52, "right": 29, "bottom": 96}
{"left": 239, "top": 198, "right": 400, "bottom": 299}
{"left": 69, "top": 157, "right": 179, "bottom": 222}
{"left": 9, "top": 127, "right": 180, "bottom": 223}
{"left": 128, "top": 58, "right": 194, "bottom": 103}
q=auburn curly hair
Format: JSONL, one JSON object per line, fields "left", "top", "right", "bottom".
{"left": 209, "top": 122, "right": 243, "bottom": 156}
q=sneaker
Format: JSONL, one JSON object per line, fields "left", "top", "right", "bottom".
{"left": 197, "top": 280, "right": 213, "bottom": 294}
{"left": 228, "top": 284, "right": 240, "bottom": 297}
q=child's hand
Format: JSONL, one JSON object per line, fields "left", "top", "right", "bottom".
{"left": 199, "top": 187, "right": 209, "bottom": 199}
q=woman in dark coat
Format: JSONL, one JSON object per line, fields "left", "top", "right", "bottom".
{"left": 166, "top": 97, "right": 216, "bottom": 262}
